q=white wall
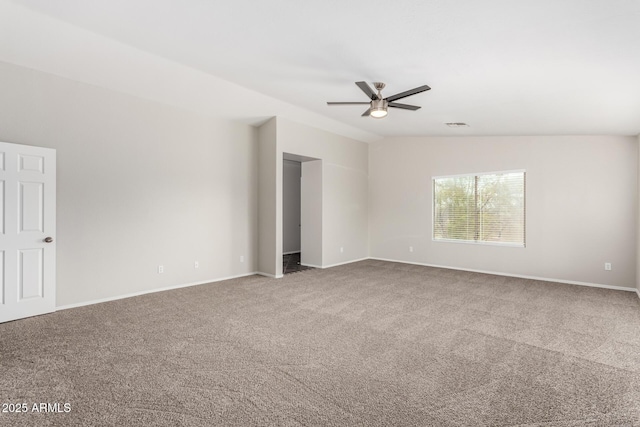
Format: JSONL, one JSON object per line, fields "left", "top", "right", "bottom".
{"left": 370, "top": 135, "right": 638, "bottom": 289}
{"left": 0, "top": 61, "right": 258, "bottom": 307}
{"left": 282, "top": 160, "right": 301, "bottom": 254}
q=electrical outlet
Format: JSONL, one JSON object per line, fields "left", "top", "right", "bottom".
{"left": 194, "top": 261, "right": 199, "bottom": 269}
{"left": 240, "top": 255, "right": 244, "bottom": 263}
{"left": 340, "top": 247, "right": 344, "bottom": 253}
{"left": 409, "top": 246, "right": 414, "bottom": 253}
{"left": 604, "top": 262, "right": 612, "bottom": 271}
{"left": 158, "top": 265, "right": 164, "bottom": 274}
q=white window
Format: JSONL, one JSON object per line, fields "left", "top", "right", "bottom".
{"left": 433, "top": 170, "right": 526, "bottom": 246}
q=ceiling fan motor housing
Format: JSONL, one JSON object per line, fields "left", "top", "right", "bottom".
{"left": 370, "top": 98, "right": 388, "bottom": 118}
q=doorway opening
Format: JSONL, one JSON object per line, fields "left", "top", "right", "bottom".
{"left": 283, "top": 159, "right": 308, "bottom": 274}
{"left": 282, "top": 153, "right": 322, "bottom": 275}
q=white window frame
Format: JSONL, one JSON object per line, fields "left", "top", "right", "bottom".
{"left": 432, "top": 169, "right": 526, "bottom": 248}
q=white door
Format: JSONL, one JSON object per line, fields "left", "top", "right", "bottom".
{"left": 0, "top": 141, "right": 56, "bottom": 323}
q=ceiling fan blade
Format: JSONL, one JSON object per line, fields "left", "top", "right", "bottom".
{"left": 388, "top": 102, "right": 421, "bottom": 111}
{"left": 327, "top": 102, "right": 371, "bottom": 105}
{"left": 355, "top": 81, "right": 379, "bottom": 101}
{"left": 361, "top": 108, "right": 371, "bottom": 117}
{"left": 385, "top": 85, "right": 431, "bottom": 102}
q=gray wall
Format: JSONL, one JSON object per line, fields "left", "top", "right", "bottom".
{"left": 0, "top": 61, "right": 258, "bottom": 307}
{"left": 282, "top": 160, "right": 301, "bottom": 254}
{"left": 370, "top": 135, "right": 638, "bottom": 289}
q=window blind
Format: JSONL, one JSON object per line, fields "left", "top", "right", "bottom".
{"left": 433, "top": 171, "right": 525, "bottom": 246}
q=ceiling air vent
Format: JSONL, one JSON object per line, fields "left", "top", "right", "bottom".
{"left": 445, "top": 122, "right": 469, "bottom": 127}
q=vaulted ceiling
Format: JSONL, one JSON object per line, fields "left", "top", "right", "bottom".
{"left": 6, "top": 0, "right": 640, "bottom": 138}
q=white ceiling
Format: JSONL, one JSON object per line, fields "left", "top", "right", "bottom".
{"left": 7, "top": 0, "right": 640, "bottom": 138}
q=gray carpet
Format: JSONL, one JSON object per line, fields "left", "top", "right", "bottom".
{"left": 1, "top": 259, "right": 639, "bottom": 426}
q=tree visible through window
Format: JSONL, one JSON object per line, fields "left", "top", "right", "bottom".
{"left": 433, "top": 171, "right": 525, "bottom": 246}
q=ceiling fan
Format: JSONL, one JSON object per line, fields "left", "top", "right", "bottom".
{"left": 327, "top": 81, "right": 431, "bottom": 118}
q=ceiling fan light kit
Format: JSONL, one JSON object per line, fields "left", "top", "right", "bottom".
{"left": 327, "top": 81, "right": 430, "bottom": 119}
{"left": 370, "top": 99, "right": 388, "bottom": 118}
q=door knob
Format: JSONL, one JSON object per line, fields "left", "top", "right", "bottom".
{"left": 44, "top": 237, "right": 53, "bottom": 243}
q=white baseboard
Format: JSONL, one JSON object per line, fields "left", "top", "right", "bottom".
{"left": 300, "top": 263, "right": 322, "bottom": 268}
{"left": 283, "top": 251, "right": 300, "bottom": 255}
{"left": 369, "top": 257, "right": 637, "bottom": 293}
{"left": 299, "top": 257, "right": 369, "bottom": 270}
{"left": 321, "top": 257, "right": 370, "bottom": 269}
{"left": 57, "top": 272, "right": 259, "bottom": 311}
{"left": 256, "top": 271, "right": 283, "bottom": 279}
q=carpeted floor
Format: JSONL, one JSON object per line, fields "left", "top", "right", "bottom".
{"left": 1, "top": 259, "right": 639, "bottom": 426}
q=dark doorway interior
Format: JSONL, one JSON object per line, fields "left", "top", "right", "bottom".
{"left": 283, "top": 252, "right": 313, "bottom": 274}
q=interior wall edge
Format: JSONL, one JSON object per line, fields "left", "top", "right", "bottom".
{"left": 637, "top": 133, "right": 640, "bottom": 292}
